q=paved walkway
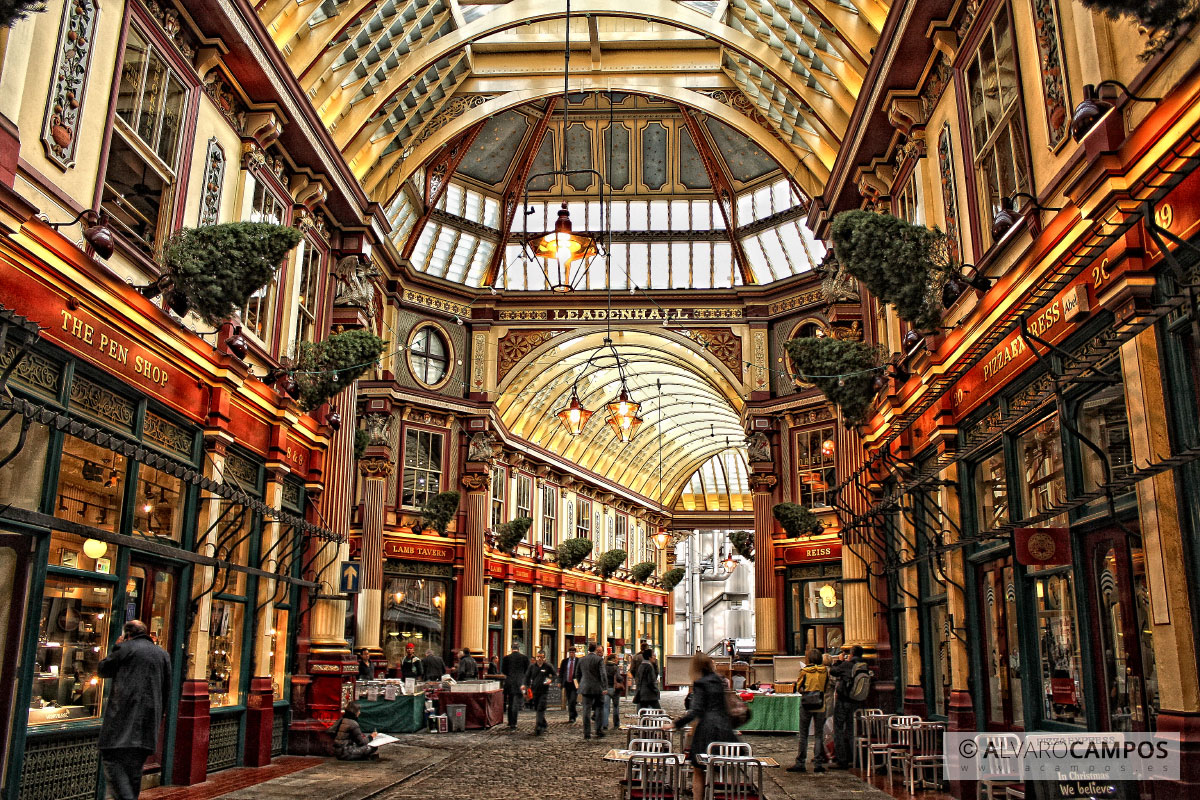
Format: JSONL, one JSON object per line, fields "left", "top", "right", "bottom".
{"left": 150, "top": 692, "right": 912, "bottom": 800}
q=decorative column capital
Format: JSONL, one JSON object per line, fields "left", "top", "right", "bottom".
{"left": 749, "top": 473, "right": 777, "bottom": 492}
{"left": 358, "top": 457, "right": 394, "bottom": 478}
{"left": 461, "top": 471, "right": 492, "bottom": 493}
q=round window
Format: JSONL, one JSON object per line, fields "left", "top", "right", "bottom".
{"left": 408, "top": 325, "right": 451, "bottom": 387}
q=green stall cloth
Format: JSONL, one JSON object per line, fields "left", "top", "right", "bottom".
{"left": 738, "top": 694, "right": 802, "bottom": 733}
{"left": 355, "top": 695, "right": 426, "bottom": 733}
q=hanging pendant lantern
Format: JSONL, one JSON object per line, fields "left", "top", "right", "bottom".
{"left": 605, "top": 388, "right": 643, "bottom": 442}
{"left": 652, "top": 529, "right": 671, "bottom": 550}
{"left": 530, "top": 203, "right": 599, "bottom": 293}
{"left": 555, "top": 387, "right": 594, "bottom": 436}
{"left": 723, "top": 555, "right": 738, "bottom": 572}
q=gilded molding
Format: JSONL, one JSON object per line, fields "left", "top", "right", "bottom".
{"left": 472, "top": 332, "right": 487, "bottom": 392}
{"left": 669, "top": 328, "right": 742, "bottom": 376}
{"left": 460, "top": 472, "right": 492, "bottom": 492}
{"left": 1030, "top": 0, "right": 1070, "bottom": 149}
{"left": 496, "top": 329, "right": 568, "bottom": 381}
{"left": 749, "top": 473, "right": 777, "bottom": 492}
{"left": 358, "top": 457, "right": 394, "bottom": 478}
{"left": 402, "top": 289, "right": 469, "bottom": 318}
{"left": 766, "top": 290, "right": 823, "bottom": 316}
{"left": 42, "top": 0, "right": 100, "bottom": 170}
{"left": 937, "top": 124, "right": 963, "bottom": 264}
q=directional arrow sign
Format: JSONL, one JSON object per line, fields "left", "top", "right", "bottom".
{"left": 340, "top": 561, "right": 361, "bottom": 594}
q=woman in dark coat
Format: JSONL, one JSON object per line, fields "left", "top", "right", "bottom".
{"left": 331, "top": 702, "right": 377, "bottom": 761}
{"left": 669, "top": 652, "right": 736, "bottom": 800}
{"left": 634, "top": 647, "right": 661, "bottom": 710}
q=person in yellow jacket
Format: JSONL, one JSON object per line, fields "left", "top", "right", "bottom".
{"left": 787, "top": 648, "right": 830, "bottom": 773}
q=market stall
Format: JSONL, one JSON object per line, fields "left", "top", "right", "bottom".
{"left": 355, "top": 695, "right": 426, "bottom": 734}
{"left": 738, "top": 694, "right": 802, "bottom": 733}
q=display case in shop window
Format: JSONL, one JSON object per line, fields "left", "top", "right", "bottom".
{"left": 30, "top": 577, "right": 112, "bottom": 725}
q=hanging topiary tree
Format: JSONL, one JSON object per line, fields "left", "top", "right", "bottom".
{"left": 830, "top": 210, "right": 950, "bottom": 332}
{"left": 419, "top": 491, "right": 460, "bottom": 536}
{"left": 1080, "top": 0, "right": 1200, "bottom": 59}
{"left": 495, "top": 517, "right": 532, "bottom": 554}
{"left": 596, "top": 549, "right": 627, "bottom": 579}
{"left": 661, "top": 567, "right": 686, "bottom": 592}
{"left": 630, "top": 561, "right": 656, "bottom": 583}
{"left": 163, "top": 222, "right": 303, "bottom": 324}
{"left": 353, "top": 429, "right": 369, "bottom": 460}
{"left": 0, "top": 1, "right": 45, "bottom": 27}
{"left": 785, "top": 337, "right": 882, "bottom": 426}
{"left": 728, "top": 531, "right": 755, "bottom": 562}
{"left": 773, "top": 503, "right": 825, "bottom": 538}
{"left": 294, "top": 329, "right": 386, "bottom": 413}
{"left": 556, "top": 537, "right": 593, "bottom": 570}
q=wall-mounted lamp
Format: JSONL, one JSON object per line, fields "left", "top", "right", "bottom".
{"left": 991, "top": 194, "right": 1064, "bottom": 240}
{"left": 941, "top": 263, "right": 995, "bottom": 308}
{"left": 46, "top": 209, "right": 115, "bottom": 260}
{"left": 1071, "top": 80, "right": 1161, "bottom": 143}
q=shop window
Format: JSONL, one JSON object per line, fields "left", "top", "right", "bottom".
{"left": 267, "top": 608, "right": 288, "bottom": 701}
{"left": 615, "top": 514, "right": 627, "bottom": 551}
{"left": 55, "top": 437, "right": 127, "bottom": 538}
{"left": 488, "top": 586, "right": 504, "bottom": 627}
{"left": 408, "top": 324, "right": 451, "bottom": 388}
{"left": 0, "top": 418, "right": 49, "bottom": 511}
{"left": 132, "top": 464, "right": 185, "bottom": 542}
{"left": 539, "top": 595, "right": 557, "bottom": 629}
{"left": 1016, "top": 414, "right": 1067, "bottom": 524}
{"left": 963, "top": 5, "right": 1032, "bottom": 249}
{"left": 1032, "top": 570, "right": 1086, "bottom": 724}
{"left": 1077, "top": 384, "right": 1134, "bottom": 496}
{"left": 894, "top": 169, "right": 923, "bottom": 225}
{"left": 382, "top": 575, "right": 449, "bottom": 667}
{"left": 515, "top": 474, "right": 532, "bottom": 528}
{"left": 802, "top": 580, "right": 843, "bottom": 619}
{"left": 401, "top": 428, "right": 443, "bottom": 509}
{"left": 973, "top": 450, "right": 1009, "bottom": 531}
{"left": 511, "top": 594, "right": 530, "bottom": 653}
{"left": 101, "top": 26, "right": 187, "bottom": 255}
{"left": 207, "top": 598, "right": 245, "bottom": 708}
{"left": 927, "top": 602, "right": 951, "bottom": 717}
{"left": 796, "top": 427, "right": 836, "bottom": 508}
{"left": 980, "top": 559, "right": 1023, "bottom": 728}
{"left": 126, "top": 564, "right": 174, "bottom": 648}
{"left": 541, "top": 484, "right": 557, "bottom": 547}
{"left": 289, "top": 239, "right": 324, "bottom": 357}
{"left": 577, "top": 498, "right": 592, "bottom": 540}
{"left": 242, "top": 179, "right": 286, "bottom": 344}
{"left": 30, "top": 576, "right": 112, "bottom": 725}
{"left": 490, "top": 464, "right": 506, "bottom": 529}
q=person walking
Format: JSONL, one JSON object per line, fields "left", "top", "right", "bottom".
{"left": 604, "top": 652, "right": 625, "bottom": 730}
{"left": 634, "top": 647, "right": 660, "bottom": 710}
{"left": 500, "top": 644, "right": 531, "bottom": 730}
{"left": 97, "top": 619, "right": 171, "bottom": 800}
{"left": 331, "top": 701, "right": 378, "bottom": 761}
{"left": 455, "top": 648, "right": 478, "bottom": 681}
{"left": 667, "top": 653, "right": 737, "bottom": 800}
{"left": 400, "top": 642, "right": 423, "bottom": 681}
{"left": 788, "top": 648, "right": 830, "bottom": 773}
{"left": 525, "top": 650, "right": 557, "bottom": 735}
{"left": 829, "top": 645, "right": 869, "bottom": 768}
{"left": 559, "top": 648, "right": 581, "bottom": 722}
{"left": 422, "top": 648, "right": 445, "bottom": 681}
{"left": 577, "top": 642, "right": 609, "bottom": 740}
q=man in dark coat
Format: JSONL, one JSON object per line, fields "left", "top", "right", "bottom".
{"left": 422, "top": 648, "right": 446, "bottom": 681}
{"left": 576, "top": 642, "right": 608, "bottom": 740}
{"left": 98, "top": 619, "right": 171, "bottom": 800}
{"left": 829, "top": 645, "right": 868, "bottom": 768}
{"left": 634, "top": 647, "right": 661, "bottom": 710}
{"left": 559, "top": 648, "right": 581, "bottom": 722}
{"left": 455, "top": 648, "right": 478, "bottom": 681}
{"left": 399, "top": 642, "right": 423, "bottom": 681}
{"left": 500, "top": 644, "right": 530, "bottom": 730}
{"left": 525, "top": 650, "right": 557, "bottom": 735}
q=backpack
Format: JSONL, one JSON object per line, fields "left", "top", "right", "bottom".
{"left": 847, "top": 663, "right": 872, "bottom": 702}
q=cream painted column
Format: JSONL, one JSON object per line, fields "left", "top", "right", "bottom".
{"left": 186, "top": 441, "right": 227, "bottom": 684}
{"left": 460, "top": 470, "right": 491, "bottom": 655}
{"left": 600, "top": 596, "right": 610, "bottom": 651}
{"left": 939, "top": 464, "right": 975, "bottom": 729}
{"left": 750, "top": 472, "right": 779, "bottom": 655}
{"left": 355, "top": 453, "right": 391, "bottom": 660}
{"left": 502, "top": 580, "right": 515, "bottom": 651}
{"left": 253, "top": 475, "right": 284, "bottom": 678}
{"left": 557, "top": 590, "right": 568, "bottom": 659}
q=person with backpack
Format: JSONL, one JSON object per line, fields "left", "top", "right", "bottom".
{"left": 787, "top": 648, "right": 830, "bottom": 773}
{"left": 829, "top": 645, "right": 871, "bottom": 769}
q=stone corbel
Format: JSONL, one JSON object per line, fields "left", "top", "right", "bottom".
{"left": 886, "top": 94, "right": 924, "bottom": 138}
{"left": 929, "top": 25, "right": 959, "bottom": 61}
{"left": 460, "top": 471, "right": 492, "bottom": 493}
{"left": 194, "top": 46, "right": 224, "bottom": 81}
{"left": 291, "top": 174, "right": 330, "bottom": 210}
{"left": 243, "top": 111, "right": 283, "bottom": 150}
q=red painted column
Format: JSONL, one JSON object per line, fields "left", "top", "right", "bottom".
{"left": 242, "top": 677, "right": 275, "bottom": 767}
{"left": 172, "top": 680, "right": 210, "bottom": 785}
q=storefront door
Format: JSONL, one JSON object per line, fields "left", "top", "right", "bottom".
{"left": 977, "top": 556, "right": 1023, "bottom": 730}
{"left": 125, "top": 559, "right": 179, "bottom": 773}
{"left": 1084, "top": 530, "right": 1158, "bottom": 733}
{"left": 0, "top": 533, "right": 31, "bottom": 786}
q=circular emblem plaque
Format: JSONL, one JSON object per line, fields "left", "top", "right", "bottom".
{"left": 1027, "top": 532, "right": 1056, "bottom": 561}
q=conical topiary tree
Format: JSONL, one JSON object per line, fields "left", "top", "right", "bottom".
{"left": 163, "top": 222, "right": 303, "bottom": 324}
{"left": 495, "top": 517, "right": 532, "bottom": 554}
{"left": 785, "top": 337, "right": 882, "bottom": 426}
{"left": 294, "top": 329, "right": 386, "bottom": 413}
{"left": 596, "top": 549, "right": 627, "bottom": 579}
{"left": 773, "top": 503, "right": 825, "bottom": 537}
{"left": 661, "top": 567, "right": 686, "bottom": 592}
{"left": 630, "top": 561, "right": 656, "bottom": 583}
{"left": 830, "top": 210, "right": 950, "bottom": 332}
{"left": 728, "top": 530, "right": 755, "bottom": 562}
{"left": 419, "top": 491, "right": 460, "bottom": 536}
{"left": 556, "top": 537, "right": 593, "bottom": 570}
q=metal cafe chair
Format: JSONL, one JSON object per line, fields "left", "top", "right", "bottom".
{"left": 621, "top": 753, "right": 685, "bottom": 800}
{"left": 626, "top": 716, "right": 672, "bottom": 747}
{"left": 979, "top": 733, "right": 1023, "bottom": 800}
{"left": 619, "top": 740, "right": 677, "bottom": 800}
{"left": 864, "top": 713, "right": 893, "bottom": 777}
{"left": 853, "top": 708, "right": 884, "bottom": 769}
{"left": 703, "top": 755, "right": 764, "bottom": 800}
{"left": 706, "top": 741, "right": 752, "bottom": 758}
{"left": 885, "top": 715, "right": 921, "bottom": 782}
{"left": 901, "top": 721, "right": 945, "bottom": 794}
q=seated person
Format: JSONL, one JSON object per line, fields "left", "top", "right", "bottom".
{"left": 330, "top": 702, "right": 378, "bottom": 761}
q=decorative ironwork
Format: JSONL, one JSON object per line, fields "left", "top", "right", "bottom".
{"left": 69, "top": 376, "right": 135, "bottom": 430}
{"left": 272, "top": 709, "right": 288, "bottom": 756}
{"left": 1030, "top": 0, "right": 1070, "bottom": 149}
{"left": 142, "top": 411, "right": 194, "bottom": 457}
{"left": 0, "top": 346, "right": 61, "bottom": 396}
{"left": 383, "top": 560, "right": 453, "bottom": 577}
{"left": 937, "top": 124, "right": 963, "bottom": 264}
{"left": 282, "top": 480, "right": 303, "bottom": 510}
{"left": 497, "top": 329, "right": 568, "bottom": 380}
{"left": 224, "top": 452, "right": 259, "bottom": 490}
{"left": 41, "top": 0, "right": 100, "bottom": 169}
{"left": 207, "top": 716, "right": 240, "bottom": 772}
{"left": 18, "top": 731, "right": 101, "bottom": 800}
{"left": 410, "top": 94, "right": 494, "bottom": 150}
{"left": 198, "top": 138, "right": 226, "bottom": 226}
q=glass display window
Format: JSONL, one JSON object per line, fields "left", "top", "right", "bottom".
{"left": 980, "top": 558, "right": 1023, "bottom": 729}
{"left": 511, "top": 593, "right": 530, "bottom": 653}
{"left": 1032, "top": 570, "right": 1086, "bottom": 725}
{"left": 208, "top": 598, "right": 245, "bottom": 708}
{"left": 126, "top": 563, "right": 174, "bottom": 648}
{"left": 382, "top": 575, "right": 449, "bottom": 667}
{"left": 1077, "top": 385, "right": 1134, "bottom": 497}
{"left": 267, "top": 607, "right": 289, "bottom": 700}
{"left": 55, "top": 436, "right": 127, "bottom": 533}
{"left": 51, "top": 530, "right": 114, "bottom": 573}
{"left": 802, "top": 580, "right": 843, "bottom": 619}
{"left": 131, "top": 463, "right": 185, "bottom": 542}
{"left": 30, "top": 576, "right": 112, "bottom": 725}
{"left": 1016, "top": 415, "right": 1067, "bottom": 526}
{"left": 0, "top": 418, "right": 49, "bottom": 511}
{"left": 973, "top": 450, "right": 1009, "bottom": 531}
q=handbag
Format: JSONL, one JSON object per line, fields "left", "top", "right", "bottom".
{"left": 726, "top": 690, "right": 750, "bottom": 727}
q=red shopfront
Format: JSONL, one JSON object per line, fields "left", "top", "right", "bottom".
{"left": 778, "top": 539, "right": 844, "bottom": 655}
